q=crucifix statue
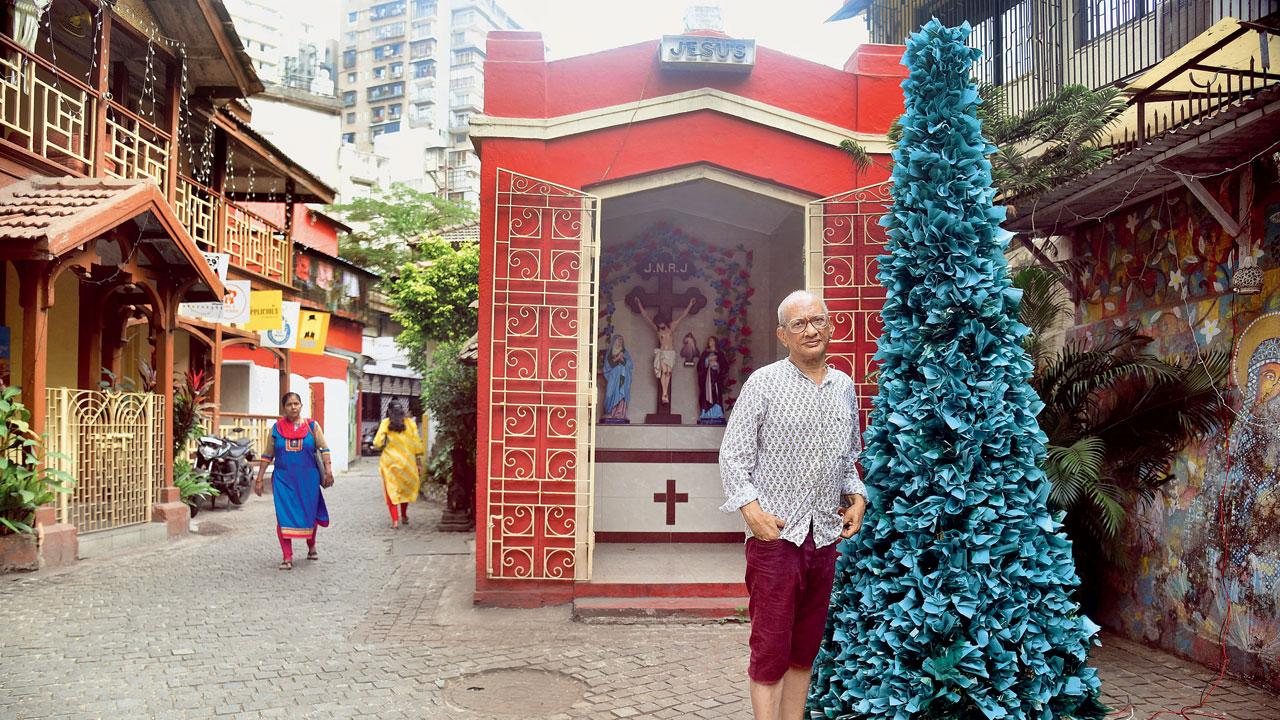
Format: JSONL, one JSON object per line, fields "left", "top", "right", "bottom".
{"left": 625, "top": 253, "right": 706, "bottom": 424}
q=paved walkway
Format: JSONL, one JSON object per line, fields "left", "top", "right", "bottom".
{"left": 0, "top": 464, "right": 1276, "bottom": 719}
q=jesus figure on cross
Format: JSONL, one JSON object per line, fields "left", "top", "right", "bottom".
{"left": 631, "top": 295, "right": 697, "bottom": 406}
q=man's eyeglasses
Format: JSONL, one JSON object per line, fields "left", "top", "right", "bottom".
{"left": 782, "top": 315, "right": 829, "bottom": 334}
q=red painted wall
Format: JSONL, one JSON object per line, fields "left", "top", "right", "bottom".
{"left": 325, "top": 316, "right": 364, "bottom": 355}
{"left": 242, "top": 203, "right": 342, "bottom": 257}
{"left": 224, "top": 345, "right": 280, "bottom": 367}
{"left": 484, "top": 31, "right": 906, "bottom": 138}
{"left": 475, "top": 31, "right": 906, "bottom": 607}
{"left": 222, "top": 316, "right": 361, "bottom": 382}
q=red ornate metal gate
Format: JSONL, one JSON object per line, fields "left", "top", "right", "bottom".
{"left": 806, "top": 181, "right": 893, "bottom": 419}
{"left": 486, "top": 170, "right": 600, "bottom": 581}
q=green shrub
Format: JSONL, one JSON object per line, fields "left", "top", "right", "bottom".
{"left": 173, "top": 457, "right": 218, "bottom": 508}
{"left": 422, "top": 338, "right": 477, "bottom": 486}
{"left": 0, "top": 387, "right": 73, "bottom": 535}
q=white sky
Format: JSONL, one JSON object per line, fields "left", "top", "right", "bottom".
{"left": 292, "top": 1, "right": 869, "bottom": 70}
{"left": 499, "top": 0, "right": 869, "bottom": 68}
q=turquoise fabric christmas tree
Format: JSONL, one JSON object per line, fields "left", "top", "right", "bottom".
{"left": 807, "top": 20, "right": 1107, "bottom": 720}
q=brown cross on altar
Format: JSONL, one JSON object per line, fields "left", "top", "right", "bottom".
{"left": 625, "top": 256, "right": 706, "bottom": 324}
{"left": 653, "top": 479, "right": 689, "bottom": 526}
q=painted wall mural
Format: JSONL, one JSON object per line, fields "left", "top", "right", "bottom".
{"left": 1067, "top": 163, "right": 1280, "bottom": 689}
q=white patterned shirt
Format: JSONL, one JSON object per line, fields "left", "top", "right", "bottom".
{"left": 719, "top": 358, "right": 866, "bottom": 548}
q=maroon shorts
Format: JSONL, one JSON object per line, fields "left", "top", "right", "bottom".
{"left": 744, "top": 532, "right": 840, "bottom": 684}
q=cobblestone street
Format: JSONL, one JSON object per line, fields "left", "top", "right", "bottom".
{"left": 2, "top": 463, "right": 1278, "bottom": 719}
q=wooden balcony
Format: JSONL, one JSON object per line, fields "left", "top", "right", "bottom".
{"left": 0, "top": 36, "right": 96, "bottom": 175}
{"left": 0, "top": 35, "right": 171, "bottom": 186}
{"left": 176, "top": 176, "right": 293, "bottom": 284}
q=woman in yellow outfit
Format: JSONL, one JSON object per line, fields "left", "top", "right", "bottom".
{"left": 373, "top": 401, "right": 424, "bottom": 528}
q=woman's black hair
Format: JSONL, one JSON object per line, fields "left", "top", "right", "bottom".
{"left": 281, "top": 391, "right": 302, "bottom": 407}
{"left": 387, "top": 401, "right": 407, "bottom": 433}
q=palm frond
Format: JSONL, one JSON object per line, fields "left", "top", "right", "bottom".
{"left": 840, "top": 139, "right": 874, "bottom": 171}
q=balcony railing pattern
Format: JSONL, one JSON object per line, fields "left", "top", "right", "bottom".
{"left": 218, "top": 413, "right": 276, "bottom": 458}
{"left": 177, "top": 176, "right": 293, "bottom": 283}
{"left": 0, "top": 39, "right": 95, "bottom": 174}
{"left": 103, "top": 101, "right": 170, "bottom": 189}
{"left": 0, "top": 36, "right": 171, "bottom": 187}
{"left": 863, "top": 0, "right": 1278, "bottom": 117}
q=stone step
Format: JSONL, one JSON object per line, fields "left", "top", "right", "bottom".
{"left": 572, "top": 596, "right": 750, "bottom": 623}
{"left": 573, "top": 580, "right": 747, "bottom": 599}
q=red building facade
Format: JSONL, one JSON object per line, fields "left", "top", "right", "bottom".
{"left": 473, "top": 30, "right": 906, "bottom": 606}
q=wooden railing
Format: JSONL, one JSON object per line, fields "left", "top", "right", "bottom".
{"left": 176, "top": 175, "right": 293, "bottom": 283}
{"left": 0, "top": 36, "right": 170, "bottom": 185}
{"left": 218, "top": 412, "right": 275, "bottom": 458}
{"left": 0, "top": 36, "right": 96, "bottom": 175}
{"left": 0, "top": 38, "right": 298, "bottom": 285}
{"left": 102, "top": 99, "right": 170, "bottom": 189}
{"left": 181, "top": 413, "right": 275, "bottom": 463}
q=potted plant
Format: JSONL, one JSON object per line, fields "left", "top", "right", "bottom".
{"left": 172, "top": 369, "right": 214, "bottom": 457}
{"left": 173, "top": 457, "right": 218, "bottom": 518}
{"left": 0, "top": 387, "right": 73, "bottom": 572}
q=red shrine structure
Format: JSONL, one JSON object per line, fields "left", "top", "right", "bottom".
{"left": 471, "top": 29, "right": 906, "bottom": 607}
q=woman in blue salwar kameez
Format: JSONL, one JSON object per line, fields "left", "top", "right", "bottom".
{"left": 254, "top": 392, "right": 335, "bottom": 570}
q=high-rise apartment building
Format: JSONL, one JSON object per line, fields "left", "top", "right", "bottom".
{"left": 338, "top": 0, "right": 519, "bottom": 205}
{"left": 224, "top": 0, "right": 338, "bottom": 95}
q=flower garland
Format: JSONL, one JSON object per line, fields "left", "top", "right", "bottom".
{"left": 599, "top": 223, "right": 755, "bottom": 399}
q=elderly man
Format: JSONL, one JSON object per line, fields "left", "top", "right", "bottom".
{"left": 719, "top": 289, "right": 867, "bottom": 720}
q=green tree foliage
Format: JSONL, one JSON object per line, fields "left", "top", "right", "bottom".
{"left": 809, "top": 22, "right": 1106, "bottom": 719}
{"left": 382, "top": 236, "right": 480, "bottom": 354}
{"left": 421, "top": 339, "right": 478, "bottom": 486}
{"left": 845, "top": 83, "right": 1125, "bottom": 202}
{"left": 330, "top": 184, "right": 480, "bottom": 480}
{"left": 328, "top": 183, "right": 474, "bottom": 277}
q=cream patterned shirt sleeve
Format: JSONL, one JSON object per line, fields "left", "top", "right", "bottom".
{"left": 718, "top": 359, "right": 865, "bottom": 548}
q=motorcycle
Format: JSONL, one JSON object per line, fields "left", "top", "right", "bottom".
{"left": 194, "top": 428, "right": 257, "bottom": 508}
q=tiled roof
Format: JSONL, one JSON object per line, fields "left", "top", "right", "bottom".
{"left": 0, "top": 176, "right": 224, "bottom": 295}
{"left": 457, "top": 333, "right": 480, "bottom": 365}
{"left": 440, "top": 220, "right": 480, "bottom": 244}
{"left": 0, "top": 177, "right": 148, "bottom": 245}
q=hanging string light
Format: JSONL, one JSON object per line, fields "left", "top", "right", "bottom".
{"left": 139, "top": 36, "right": 157, "bottom": 122}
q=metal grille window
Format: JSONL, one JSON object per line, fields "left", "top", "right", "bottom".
{"left": 342, "top": 49, "right": 356, "bottom": 68}
{"left": 413, "top": 60, "right": 436, "bottom": 79}
{"left": 1001, "top": 0, "right": 1034, "bottom": 81}
{"left": 969, "top": 18, "right": 997, "bottom": 85}
{"left": 1082, "top": 0, "right": 1148, "bottom": 43}
{"left": 411, "top": 39, "right": 436, "bottom": 58}
{"left": 374, "top": 43, "right": 404, "bottom": 60}
{"left": 375, "top": 22, "right": 406, "bottom": 40}
{"left": 368, "top": 81, "right": 405, "bottom": 101}
{"left": 342, "top": 90, "right": 356, "bottom": 107}
{"left": 412, "top": 20, "right": 434, "bottom": 39}
{"left": 412, "top": 0, "right": 437, "bottom": 16}
{"left": 371, "top": 1, "right": 407, "bottom": 20}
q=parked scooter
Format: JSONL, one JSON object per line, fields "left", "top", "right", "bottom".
{"left": 194, "top": 428, "right": 256, "bottom": 507}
